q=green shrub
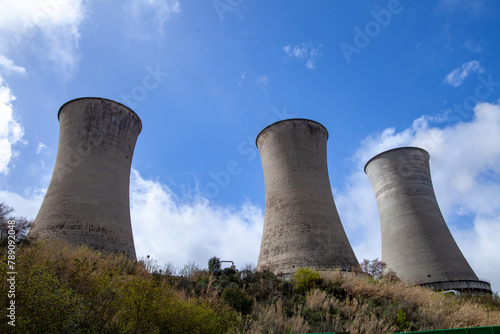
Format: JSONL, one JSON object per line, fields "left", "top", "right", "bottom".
{"left": 2, "top": 237, "right": 500, "bottom": 334}
{"left": 293, "top": 267, "right": 323, "bottom": 295}
{"left": 222, "top": 284, "right": 254, "bottom": 315}
{"left": 0, "top": 239, "right": 237, "bottom": 334}
{"left": 14, "top": 263, "right": 85, "bottom": 333}
{"left": 395, "top": 309, "right": 411, "bottom": 331}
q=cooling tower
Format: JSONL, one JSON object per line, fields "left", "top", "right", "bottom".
{"left": 30, "top": 97, "right": 141, "bottom": 259}
{"left": 365, "top": 147, "right": 491, "bottom": 292}
{"left": 256, "top": 119, "right": 359, "bottom": 275}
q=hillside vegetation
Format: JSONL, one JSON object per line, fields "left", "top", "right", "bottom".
{"left": 1, "top": 239, "right": 499, "bottom": 334}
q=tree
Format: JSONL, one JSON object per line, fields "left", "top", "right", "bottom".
{"left": 360, "top": 258, "right": 386, "bottom": 279}
{"left": 180, "top": 261, "right": 201, "bottom": 278}
{"left": 208, "top": 256, "right": 221, "bottom": 275}
{"left": 0, "top": 202, "right": 33, "bottom": 246}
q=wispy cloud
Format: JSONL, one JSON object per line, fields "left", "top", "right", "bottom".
{"left": 0, "top": 76, "right": 24, "bottom": 175}
{"left": 0, "top": 189, "right": 45, "bottom": 220}
{"left": 0, "top": 0, "right": 85, "bottom": 78}
{"left": 463, "top": 40, "right": 483, "bottom": 54}
{"left": 283, "top": 42, "right": 322, "bottom": 69}
{"left": 0, "top": 0, "right": 85, "bottom": 174}
{"left": 127, "top": 0, "right": 181, "bottom": 33}
{"left": 444, "top": 60, "right": 484, "bottom": 87}
{"left": 0, "top": 55, "right": 26, "bottom": 76}
{"left": 238, "top": 72, "right": 245, "bottom": 88}
{"left": 437, "top": 0, "right": 490, "bottom": 15}
{"left": 130, "top": 169, "right": 263, "bottom": 269}
{"left": 255, "top": 74, "right": 269, "bottom": 90}
{"left": 36, "top": 142, "right": 49, "bottom": 154}
{"left": 336, "top": 101, "right": 500, "bottom": 292}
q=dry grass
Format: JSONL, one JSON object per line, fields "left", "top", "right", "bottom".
{"left": 235, "top": 301, "right": 311, "bottom": 334}
{"left": 318, "top": 269, "right": 500, "bottom": 333}
{"left": 1, "top": 239, "right": 237, "bottom": 333}
{"left": 19, "top": 237, "right": 148, "bottom": 278}
{"left": 2, "top": 239, "right": 499, "bottom": 333}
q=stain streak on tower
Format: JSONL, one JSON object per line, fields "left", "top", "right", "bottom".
{"left": 365, "top": 147, "right": 491, "bottom": 293}
{"left": 256, "top": 119, "right": 359, "bottom": 275}
{"left": 30, "top": 98, "right": 141, "bottom": 259}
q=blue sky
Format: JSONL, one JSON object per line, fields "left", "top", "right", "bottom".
{"left": 1, "top": 0, "right": 499, "bottom": 292}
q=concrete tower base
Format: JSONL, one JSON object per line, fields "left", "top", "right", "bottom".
{"left": 419, "top": 280, "right": 492, "bottom": 293}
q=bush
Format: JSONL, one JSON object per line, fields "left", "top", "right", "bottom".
{"left": 2, "top": 236, "right": 499, "bottom": 334}
{"left": 0, "top": 239, "right": 237, "bottom": 334}
{"left": 293, "top": 267, "right": 323, "bottom": 295}
{"left": 222, "top": 284, "right": 254, "bottom": 315}
{"left": 395, "top": 309, "right": 411, "bottom": 331}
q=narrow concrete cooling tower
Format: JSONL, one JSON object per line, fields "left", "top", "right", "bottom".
{"left": 256, "top": 119, "right": 359, "bottom": 276}
{"left": 30, "top": 97, "right": 142, "bottom": 259}
{"left": 365, "top": 147, "right": 491, "bottom": 292}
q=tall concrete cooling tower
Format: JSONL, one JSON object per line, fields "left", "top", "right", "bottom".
{"left": 30, "top": 97, "right": 142, "bottom": 259}
{"left": 256, "top": 119, "right": 359, "bottom": 276}
{"left": 365, "top": 147, "right": 491, "bottom": 293}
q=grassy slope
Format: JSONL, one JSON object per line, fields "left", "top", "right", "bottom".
{"left": 1, "top": 239, "right": 499, "bottom": 334}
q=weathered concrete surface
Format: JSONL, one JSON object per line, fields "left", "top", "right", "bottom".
{"left": 365, "top": 147, "right": 491, "bottom": 292}
{"left": 256, "top": 119, "right": 359, "bottom": 275}
{"left": 30, "top": 98, "right": 141, "bottom": 259}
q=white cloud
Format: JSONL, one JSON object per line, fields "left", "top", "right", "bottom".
{"left": 437, "top": 0, "right": 489, "bottom": 14}
{"left": 463, "top": 40, "right": 483, "bottom": 54}
{"left": 255, "top": 74, "right": 269, "bottom": 90}
{"left": 0, "top": 189, "right": 45, "bottom": 220}
{"left": 1, "top": 166, "right": 263, "bottom": 270}
{"left": 0, "top": 0, "right": 85, "bottom": 77}
{"left": 127, "top": 0, "right": 180, "bottom": 32}
{"left": 0, "top": 76, "right": 24, "bottom": 174}
{"left": 336, "top": 101, "right": 500, "bottom": 293}
{"left": 130, "top": 169, "right": 263, "bottom": 269}
{"left": 444, "top": 60, "right": 484, "bottom": 87}
{"left": 305, "top": 59, "right": 315, "bottom": 70}
{"left": 0, "top": 55, "right": 26, "bottom": 76}
{"left": 36, "top": 142, "right": 49, "bottom": 154}
{"left": 237, "top": 72, "right": 246, "bottom": 88}
{"left": 283, "top": 42, "right": 322, "bottom": 69}
{"left": 0, "top": 0, "right": 84, "bottom": 175}
{"left": 453, "top": 217, "right": 500, "bottom": 284}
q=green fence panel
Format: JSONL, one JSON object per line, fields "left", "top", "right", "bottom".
{"left": 298, "top": 327, "right": 500, "bottom": 334}
{"left": 292, "top": 332, "right": 347, "bottom": 334}
{"left": 393, "top": 326, "right": 500, "bottom": 334}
